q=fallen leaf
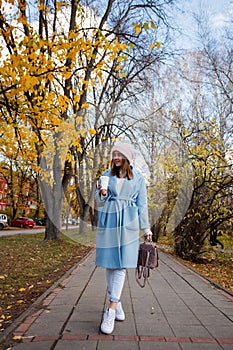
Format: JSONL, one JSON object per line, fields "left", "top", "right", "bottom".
{"left": 13, "top": 335, "right": 22, "bottom": 341}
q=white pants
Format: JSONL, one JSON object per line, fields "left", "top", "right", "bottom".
{"left": 106, "top": 268, "right": 126, "bottom": 303}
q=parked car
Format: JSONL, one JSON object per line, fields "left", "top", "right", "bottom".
{"left": 63, "top": 218, "right": 79, "bottom": 226}
{"left": 0, "top": 213, "right": 8, "bottom": 230}
{"left": 11, "top": 217, "right": 35, "bottom": 228}
{"left": 34, "top": 217, "right": 47, "bottom": 226}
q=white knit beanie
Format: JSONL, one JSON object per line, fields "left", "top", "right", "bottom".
{"left": 111, "top": 142, "right": 135, "bottom": 164}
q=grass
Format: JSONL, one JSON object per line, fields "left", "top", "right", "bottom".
{"left": 0, "top": 228, "right": 95, "bottom": 333}
{"left": 157, "top": 233, "right": 233, "bottom": 293}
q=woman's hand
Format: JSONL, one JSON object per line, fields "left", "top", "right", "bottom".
{"left": 143, "top": 229, "right": 153, "bottom": 242}
{"left": 100, "top": 189, "right": 107, "bottom": 196}
{"left": 144, "top": 234, "right": 152, "bottom": 242}
{"left": 98, "top": 184, "right": 107, "bottom": 197}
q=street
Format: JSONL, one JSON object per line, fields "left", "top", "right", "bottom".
{"left": 0, "top": 225, "right": 78, "bottom": 238}
{"left": 0, "top": 227, "right": 45, "bottom": 237}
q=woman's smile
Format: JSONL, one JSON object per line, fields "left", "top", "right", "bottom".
{"left": 112, "top": 151, "right": 124, "bottom": 167}
{"left": 114, "top": 158, "right": 123, "bottom": 167}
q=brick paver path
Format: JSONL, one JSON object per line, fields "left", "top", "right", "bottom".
{"left": 2, "top": 249, "right": 233, "bottom": 350}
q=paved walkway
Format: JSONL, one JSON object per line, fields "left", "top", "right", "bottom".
{"left": 2, "top": 249, "right": 233, "bottom": 350}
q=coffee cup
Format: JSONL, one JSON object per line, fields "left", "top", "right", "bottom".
{"left": 100, "top": 176, "right": 109, "bottom": 190}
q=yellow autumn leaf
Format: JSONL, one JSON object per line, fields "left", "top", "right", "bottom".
{"left": 13, "top": 335, "right": 22, "bottom": 341}
{"left": 88, "top": 129, "right": 96, "bottom": 136}
{"left": 119, "top": 43, "right": 127, "bottom": 50}
{"left": 116, "top": 65, "right": 123, "bottom": 71}
{"left": 135, "top": 26, "right": 141, "bottom": 35}
{"left": 150, "top": 43, "right": 155, "bottom": 50}
{"left": 17, "top": 300, "right": 24, "bottom": 304}
{"left": 7, "top": 305, "right": 12, "bottom": 309}
{"left": 81, "top": 102, "right": 89, "bottom": 108}
{"left": 133, "top": 23, "right": 142, "bottom": 35}
{"left": 56, "top": 1, "right": 62, "bottom": 11}
{"left": 0, "top": 276, "right": 5, "bottom": 279}
{"left": 117, "top": 56, "right": 124, "bottom": 62}
{"left": 156, "top": 42, "right": 161, "bottom": 49}
{"left": 64, "top": 70, "right": 72, "bottom": 79}
{"left": 151, "top": 21, "right": 156, "bottom": 29}
{"left": 74, "top": 95, "right": 80, "bottom": 104}
{"left": 18, "top": 288, "right": 26, "bottom": 292}
{"left": 119, "top": 71, "right": 127, "bottom": 78}
{"left": 47, "top": 73, "right": 54, "bottom": 82}
{"left": 0, "top": 314, "right": 5, "bottom": 320}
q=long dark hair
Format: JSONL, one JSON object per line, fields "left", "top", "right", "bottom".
{"left": 110, "top": 158, "right": 133, "bottom": 179}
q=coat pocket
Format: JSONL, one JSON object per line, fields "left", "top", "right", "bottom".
{"left": 123, "top": 206, "right": 139, "bottom": 231}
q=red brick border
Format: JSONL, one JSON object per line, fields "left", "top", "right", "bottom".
{"left": 88, "top": 334, "right": 113, "bottom": 340}
{"left": 62, "top": 334, "right": 88, "bottom": 340}
{"left": 140, "top": 335, "right": 165, "bottom": 342}
{"left": 165, "top": 336, "right": 190, "bottom": 342}
{"left": 114, "top": 335, "right": 139, "bottom": 341}
{"left": 33, "top": 335, "right": 59, "bottom": 342}
{"left": 216, "top": 338, "right": 233, "bottom": 344}
{"left": 191, "top": 337, "right": 217, "bottom": 343}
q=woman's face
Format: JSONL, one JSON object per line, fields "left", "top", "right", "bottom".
{"left": 112, "top": 151, "right": 124, "bottom": 167}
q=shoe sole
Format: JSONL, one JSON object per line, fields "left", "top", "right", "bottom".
{"left": 115, "top": 318, "right": 125, "bottom": 321}
{"left": 100, "top": 326, "right": 114, "bottom": 335}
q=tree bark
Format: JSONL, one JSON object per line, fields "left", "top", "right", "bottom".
{"left": 39, "top": 145, "right": 65, "bottom": 240}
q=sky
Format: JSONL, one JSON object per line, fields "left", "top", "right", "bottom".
{"left": 172, "top": 0, "right": 233, "bottom": 50}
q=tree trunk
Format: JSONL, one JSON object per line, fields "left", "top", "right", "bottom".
{"left": 150, "top": 206, "right": 168, "bottom": 242}
{"left": 79, "top": 204, "right": 90, "bottom": 235}
{"left": 39, "top": 149, "right": 65, "bottom": 241}
{"left": 173, "top": 204, "right": 208, "bottom": 261}
{"left": 91, "top": 207, "right": 98, "bottom": 230}
{"left": 44, "top": 216, "right": 62, "bottom": 241}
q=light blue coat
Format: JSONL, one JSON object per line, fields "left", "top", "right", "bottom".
{"left": 95, "top": 168, "right": 150, "bottom": 269}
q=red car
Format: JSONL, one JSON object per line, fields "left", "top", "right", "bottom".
{"left": 11, "top": 217, "right": 35, "bottom": 228}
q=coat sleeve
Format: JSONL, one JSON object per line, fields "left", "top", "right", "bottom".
{"left": 136, "top": 176, "right": 150, "bottom": 231}
{"left": 95, "top": 189, "right": 106, "bottom": 207}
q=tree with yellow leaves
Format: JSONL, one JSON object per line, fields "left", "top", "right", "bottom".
{"left": 0, "top": 0, "right": 175, "bottom": 239}
{"left": 0, "top": 0, "right": 129, "bottom": 239}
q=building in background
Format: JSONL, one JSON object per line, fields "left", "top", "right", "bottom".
{"left": 0, "top": 174, "right": 8, "bottom": 211}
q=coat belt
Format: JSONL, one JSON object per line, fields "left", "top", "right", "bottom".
{"left": 100, "top": 195, "right": 136, "bottom": 226}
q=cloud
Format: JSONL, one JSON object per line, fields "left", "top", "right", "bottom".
{"left": 210, "top": 13, "right": 229, "bottom": 27}
{"left": 210, "top": 1, "right": 233, "bottom": 28}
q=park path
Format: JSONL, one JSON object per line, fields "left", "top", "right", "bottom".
{"left": 1, "top": 249, "right": 233, "bottom": 350}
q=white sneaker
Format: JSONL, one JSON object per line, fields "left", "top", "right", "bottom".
{"left": 100, "top": 308, "right": 115, "bottom": 334}
{"left": 115, "top": 302, "right": 125, "bottom": 321}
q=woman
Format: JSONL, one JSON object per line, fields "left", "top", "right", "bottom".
{"left": 95, "top": 142, "right": 152, "bottom": 334}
